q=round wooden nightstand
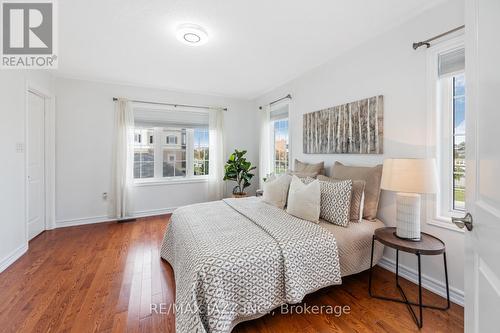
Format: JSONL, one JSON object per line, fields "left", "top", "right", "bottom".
{"left": 368, "top": 227, "right": 450, "bottom": 329}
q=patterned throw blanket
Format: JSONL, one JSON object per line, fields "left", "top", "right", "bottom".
{"left": 160, "top": 197, "right": 342, "bottom": 333}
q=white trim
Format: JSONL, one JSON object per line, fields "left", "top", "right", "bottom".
{"left": 0, "top": 243, "right": 28, "bottom": 273}
{"left": 378, "top": 256, "right": 464, "bottom": 306}
{"left": 55, "top": 215, "right": 112, "bottom": 228}
{"left": 134, "top": 176, "right": 208, "bottom": 187}
{"left": 132, "top": 207, "right": 176, "bottom": 218}
{"left": 25, "top": 81, "right": 57, "bottom": 242}
{"left": 427, "top": 217, "right": 465, "bottom": 233}
{"left": 55, "top": 208, "right": 176, "bottom": 228}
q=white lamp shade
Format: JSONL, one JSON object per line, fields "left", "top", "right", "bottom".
{"left": 381, "top": 158, "right": 438, "bottom": 194}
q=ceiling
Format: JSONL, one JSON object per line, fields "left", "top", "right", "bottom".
{"left": 57, "top": 0, "right": 445, "bottom": 99}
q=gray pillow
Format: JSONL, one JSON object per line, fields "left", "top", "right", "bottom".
{"left": 331, "top": 162, "right": 383, "bottom": 221}
{"left": 294, "top": 159, "right": 325, "bottom": 175}
{"left": 287, "top": 170, "right": 319, "bottom": 179}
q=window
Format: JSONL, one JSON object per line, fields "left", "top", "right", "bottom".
{"left": 270, "top": 104, "right": 289, "bottom": 174}
{"left": 166, "top": 135, "right": 178, "bottom": 145}
{"left": 132, "top": 108, "right": 210, "bottom": 181}
{"left": 430, "top": 39, "right": 466, "bottom": 222}
{"left": 452, "top": 74, "right": 465, "bottom": 211}
{"left": 162, "top": 128, "right": 187, "bottom": 177}
{"left": 193, "top": 128, "right": 209, "bottom": 176}
{"left": 134, "top": 128, "right": 155, "bottom": 179}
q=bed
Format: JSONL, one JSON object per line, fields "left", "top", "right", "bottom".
{"left": 319, "top": 218, "right": 385, "bottom": 277}
{"left": 160, "top": 196, "right": 384, "bottom": 333}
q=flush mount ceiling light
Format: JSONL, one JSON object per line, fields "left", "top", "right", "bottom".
{"left": 176, "top": 23, "right": 208, "bottom": 46}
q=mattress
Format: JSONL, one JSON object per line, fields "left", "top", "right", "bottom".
{"left": 319, "top": 218, "right": 385, "bottom": 277}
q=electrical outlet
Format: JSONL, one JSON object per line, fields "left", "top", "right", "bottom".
{"left": 102, "top": 192, "right": 108, "bottom": 200}
{"left": 16, "top": 143, "right": 24, "bottom": 153}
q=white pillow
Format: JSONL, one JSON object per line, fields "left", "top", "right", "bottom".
{"left": 262, "top": 174, "right": 292, "bottom": 209}
{"left": 286, "top": 175, "right": 321, "bottom": 223}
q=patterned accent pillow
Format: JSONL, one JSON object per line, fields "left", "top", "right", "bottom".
{"left": 304, "top": 178, "right": 353, "bottom": 226}
{"left": 317, "top": 175, "right": 366, "bottom": 222}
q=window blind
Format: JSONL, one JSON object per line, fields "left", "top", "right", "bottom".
{"left": 134, "top": 106, "right": 209, "bottom": 128}
{"left": 270, "top": 104, "right": 289, "bottom": 121}
{"left": 438, "top": 47, "right": 465, "bottom": 77}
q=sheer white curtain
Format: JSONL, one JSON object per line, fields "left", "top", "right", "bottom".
{"left": 259, "top": 105, "right": 271, "bottom": 189}
{"left": 113, "top": 98, "right": 135, "bottom": 219}
{"left": 208, "top": 109, "right": 225, "bottom": 201}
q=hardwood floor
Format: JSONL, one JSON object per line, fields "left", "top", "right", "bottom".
{"left": 0, "top": 215, "right": 463, "bottom": 333}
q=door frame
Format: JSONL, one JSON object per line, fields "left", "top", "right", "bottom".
{"left": 465, "top": 0, "right": 479, "bottom": 331}
{"left": 25, "top": 81, "right": 56, "bottom": 243}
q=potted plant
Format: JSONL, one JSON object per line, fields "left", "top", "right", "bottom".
{"left": 223, "top": 149, "right": 256, "bottom": 198}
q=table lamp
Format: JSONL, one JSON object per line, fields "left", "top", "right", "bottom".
{"left": 380, "top": 159, "right": 438, "bottom": 241}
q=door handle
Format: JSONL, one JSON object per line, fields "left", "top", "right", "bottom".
{"left": 451, "top": 213, "right": 473, "bottom": 231}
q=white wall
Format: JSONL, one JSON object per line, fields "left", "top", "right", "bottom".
{"left": 55, "top": 77, "right": 259, "bottom": 226}
{"left": 255, "top": 0, "right": 465, "bottom": 303}
{"left": 0, "top": 70, "right": 54, "bottom": 272}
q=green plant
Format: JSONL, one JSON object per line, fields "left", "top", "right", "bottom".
{"left": 223, "top": 149, "right": 256, "bottom": 195}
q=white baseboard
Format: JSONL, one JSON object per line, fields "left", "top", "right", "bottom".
{"left": 55, "top": 208, "right": 176, "bottom": 228}
{"left": 378, "top": 256, "right": 464, "bottom": 306}
{"left": 0, "top": 243, "right": 28, "bottom": 273}
{"left": 132, "top": 207, "right": 176, "bottom": 218}
{"left": 55, "top": 215, "right": 111, "bottom": 228}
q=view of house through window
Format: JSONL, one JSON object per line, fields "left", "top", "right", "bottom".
{"left": 273, "top": 119, "right": 289, "bottom": 174}
{"left": 270, "top": 105, "right": 289, "bottom": 174}
{"left": 133, "top": 126, "right": 209, "bottom": 180}
{"left": 134, "top": 128, "right": 155, "bottom": 179}
{"left": 452, "top": 74, "right": 465, "bottom": 210}
{"left": 194, "top": 128, "right": 209, "bottom": 176}
{"left": 162, "top": 128, "right": 187, "bottom": 177}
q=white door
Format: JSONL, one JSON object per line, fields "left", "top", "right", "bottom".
{"left": 27, "top": 91, "right": 46, "bottom": 240}
{"left": 462, "top": 0, "right": 500, "bottom": 331}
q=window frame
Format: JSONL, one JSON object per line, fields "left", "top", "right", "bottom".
{"left": 269, "top": 102, "right": 291, "bottom": 175}
{"left": 133, "top": 126, "right": 209, "bottom": 186}
{"left": 425, "top": 35, "right": 466, "bottom": 233}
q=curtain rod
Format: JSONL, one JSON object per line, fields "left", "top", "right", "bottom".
{"left": 112, "top": 97, "right": 228, "bottom": 112}
{"left": 413, "top": 25, "right": 465, "bottom": 50}
{"left": 259, "top": 94, "right": 292, "bottom": 110}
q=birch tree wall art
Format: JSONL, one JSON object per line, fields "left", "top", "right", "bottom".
{"left": 303, "top": 95, "right": 384, "bottom": 154}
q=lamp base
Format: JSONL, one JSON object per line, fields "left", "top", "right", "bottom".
{"left": 395, "top": 192, "right": 421, "bottom": 241}
{"left": 393, "top": 232, "right": 421, "bottom": 242}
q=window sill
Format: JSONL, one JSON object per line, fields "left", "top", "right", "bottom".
{"left": 134, "top": 177, "right": 208, "bottom": 187}
{"left": 427, "top": 215, "right": 465, "bottom": 234}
